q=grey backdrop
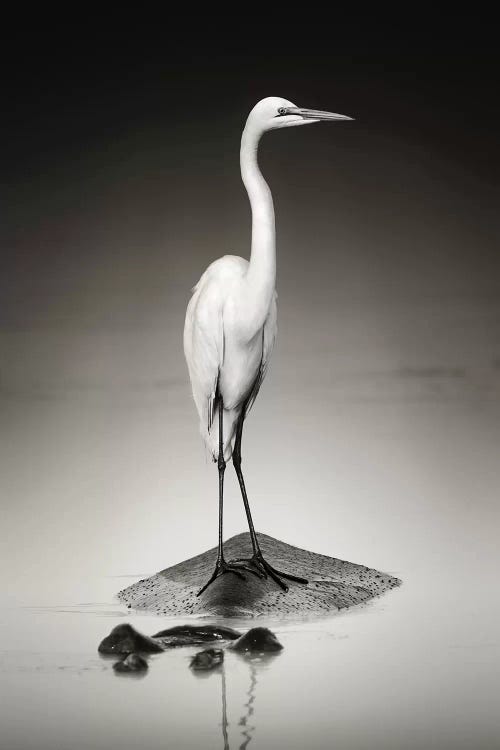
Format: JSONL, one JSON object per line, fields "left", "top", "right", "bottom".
{"left": 2, "top": 35, "right": 499, "bottom": 607}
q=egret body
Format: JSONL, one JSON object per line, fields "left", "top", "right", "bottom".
{"left": 183, "top": 97, "right": 352, "bottom": 594}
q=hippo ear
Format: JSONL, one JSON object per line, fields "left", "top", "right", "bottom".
{"left": 229, "top": 627, "right": 283, "bottom": 653}
{"left": 98, "top": 623, "right": 164, "bottom": 655}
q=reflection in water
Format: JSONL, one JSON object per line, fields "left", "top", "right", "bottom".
{"left": 221, "top": 662, "right": 229, "bottom": 750}
{"left": 237, "top": 660, "right": 257, "bottom": 750}
{"left": 218, "top": 654, "right": 276, "bottom": 750}
{"left": 193, "top": 651, "right": 277, "bottom": 750}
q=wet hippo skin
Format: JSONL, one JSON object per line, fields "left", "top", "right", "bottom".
{"left": 118, "top": 532, "right": 401, "bottom": 617}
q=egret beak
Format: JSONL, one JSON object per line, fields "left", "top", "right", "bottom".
{"left": 281, "top": 107, "right": 354, "bottom": 121}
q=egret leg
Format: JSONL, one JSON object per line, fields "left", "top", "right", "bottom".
{"left": 197, "top": 401, "right": 262, "bottom": 597}
{"left": 232, "top": 410, "right": 309, "bottom": 592}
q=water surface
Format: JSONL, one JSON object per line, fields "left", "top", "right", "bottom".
{"left": 1, "top": 566, "right": 498, "bottom": 750}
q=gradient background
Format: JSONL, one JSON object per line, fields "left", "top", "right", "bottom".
{"left": 2, "top": 26, "right": 499, "bottom": 608}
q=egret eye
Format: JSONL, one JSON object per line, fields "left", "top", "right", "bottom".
{"left": 277, "top": 107, "right": 287, "bottom": 116}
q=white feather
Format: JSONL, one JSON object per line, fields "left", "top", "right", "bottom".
{"left": 183, "top": 96, "right": 338, "bottom": 463}
{"left": 184, "top": 254, "right": 277, "bottom": 461}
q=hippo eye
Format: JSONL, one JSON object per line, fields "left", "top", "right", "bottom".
{"left": 277, "top": 107, "right": 287, "bottom": 116}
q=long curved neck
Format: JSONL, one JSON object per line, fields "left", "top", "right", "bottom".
{"left": 240, "top": 125, "right": 276, "bottom": 320}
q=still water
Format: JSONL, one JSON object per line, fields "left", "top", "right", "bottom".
{"left": 1, "top": 566, "right": 499, "bottom": 750}
{"left": 2, "top": 322, "right": 500, "bottom": 748}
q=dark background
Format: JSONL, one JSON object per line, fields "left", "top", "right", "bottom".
{"left": 2, "top": 18, "right": 499, "bottom": 587}
{"left": 3, "top": 21, "right": 499, "bottom": 328}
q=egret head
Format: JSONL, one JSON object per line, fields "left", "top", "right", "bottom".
{"left": 245, "top": 96, "right": 353, "bottom": 136}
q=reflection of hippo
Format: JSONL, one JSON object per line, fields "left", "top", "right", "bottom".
{"left": 190, "top": 648, "right": 224, "bottom": 671}
{"left": 113, "top": 653, "right": 148, "bottom": 673}
{"left": 117, "top": 533, "right": 401, "bottom": 618}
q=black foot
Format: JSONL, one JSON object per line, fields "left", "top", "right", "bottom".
{"left": 196, "top": 558, "right": 264, "bottom": 597}
{"left": 233, "top": 552, "right": 309, "bottom": 593}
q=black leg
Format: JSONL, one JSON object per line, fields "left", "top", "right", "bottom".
{"left": 216, "top": 403, "right": 226, "bottom": 564}
{"left": 197, "top": 400, "right": 263, "bottom": 597}
{"left": 232, "top": 410, "right": 309, "bottom": 592}
{"left": 233, "top": 412, "right": 260, "bottom": 556}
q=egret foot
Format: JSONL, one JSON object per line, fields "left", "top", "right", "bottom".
{"left": 196, "top": 558, "right": 263, "bottom": 597}
{"left": 233, "top": 553, "right": 309, "bottom": 592}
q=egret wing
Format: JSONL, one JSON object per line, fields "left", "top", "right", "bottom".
{"left": 184, "top": 282, "right": 225, "bottom": 434}
{"left": 244, "top": 291, "right": 277, "bottom": 417}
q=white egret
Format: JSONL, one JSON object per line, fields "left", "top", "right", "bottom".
{"left": 184, "top": 97, "right": 353, "bottom": 595}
